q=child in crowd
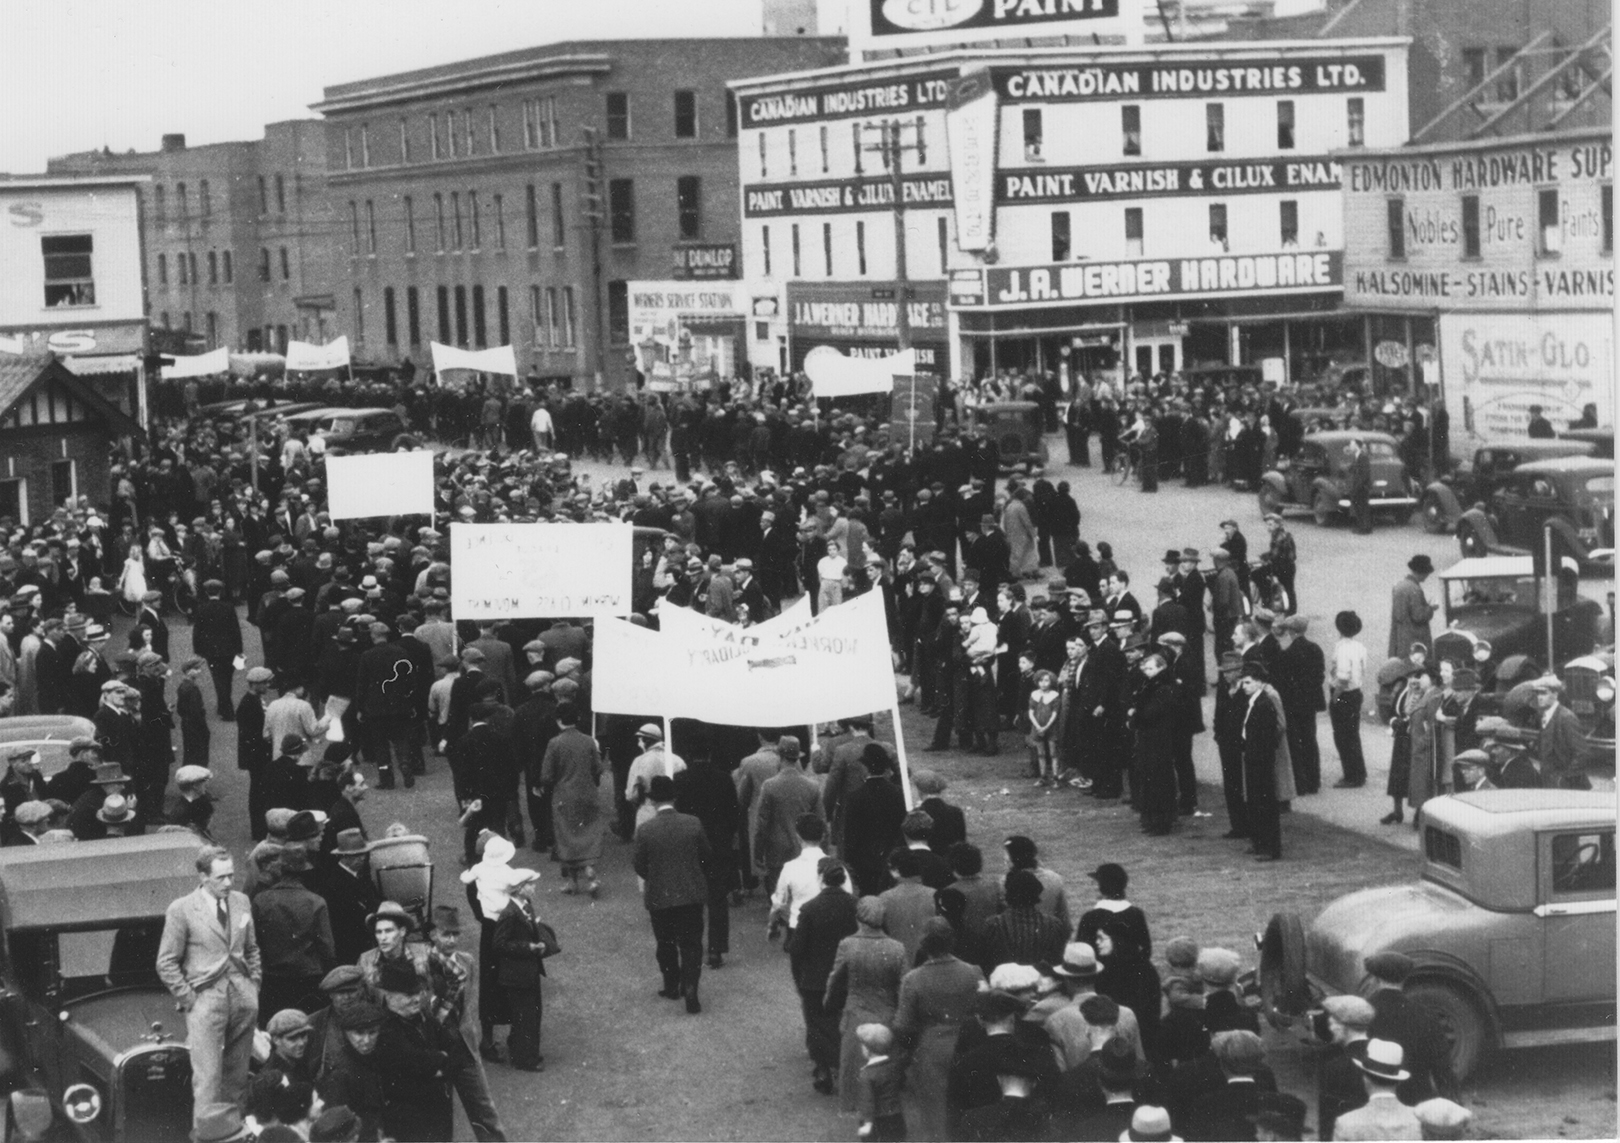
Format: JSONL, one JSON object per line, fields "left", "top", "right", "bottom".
{"left": 855, "top": 1023, "right": 905, "bottom": 1141}
{"left": 1027, "top": 668, "right": 1061, "bottom": 787}
{"left": 176, "top": 657, "right": 211, "bottom": 767}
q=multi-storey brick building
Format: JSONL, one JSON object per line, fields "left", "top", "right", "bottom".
{"left": 312, "top": 36, "right": 844, "bottom": 390}
{"left": 48, "top": 123, "right": 335, "bottom": 355}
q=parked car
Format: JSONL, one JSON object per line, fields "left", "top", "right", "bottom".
{"left": 1421, "top": 440, "right": 1595, "bottom": 534}
{"left": 1257, "top": 790, "right": 1615, "bottom": 1081}
{"left": 1257, "top": 430, "right": 1417, "bottom": 527}
{"left": 310, "top": 408, "right": 420, "bottom": 455}
{"left": 0, "top": 716, "right": 96, "bottom": 750}
{"left": 966, "top": 402, "right": 1048, "bottom": 471}
{"left": 0, "top": 832, "right": 202, "bottom": 1141}
{"left": 1559, "top": 427, "right": 1614, "bottom": 460}
{"left": 1457, "top": 457, "right": 1615, "bottom": 568}
{"left": 1430, "top": 555, "right": 1603, "bottom": 681}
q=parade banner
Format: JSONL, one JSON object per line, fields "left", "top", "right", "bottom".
{"left": 655, "top": 593, "right": 813, "bottom": 645}
{"left": 284, "top": 336, "right": 350, "bottom": 371}
{"left": 803, "top": 346, "right": 915, "bottom": 399}
{"left": 161, "top": 347, "right": 229, "bottom": 379}
{"left": 326, "top": 450, "right": 435, "bottom": 521}
{"left": 430, "top": 342, "right": 518, "bottom": 381}
{"left": 451, "top": 522, "right": 633, "bottom": 619}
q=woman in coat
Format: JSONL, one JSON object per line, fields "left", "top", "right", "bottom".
{"left": 1000, "top": 490, "right": 1039, "bottom": 580}
{"left": 892, "top": 919, "right": 982, "bottom": 1142}
{"left": 1131, "top": 651, "right": 1183, "bottom": 836}
{"left": 1405, "top": 666, "right": 1447, "bottom": 818}
{"left": 825, "top": 895, "right": 908, "bottom": 1114}
{"left": 1382, "top": 664, "right": 1424, "bottom": 825}
{"left": 538, "top": 705, "right": 604, "bottom": 896}
{"left": 1095, "top": 916, "right": 1163, "bottom": 1058}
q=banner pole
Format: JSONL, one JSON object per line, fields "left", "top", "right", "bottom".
{"left": 889, "top": 699, "right": 915, "bottom": 812}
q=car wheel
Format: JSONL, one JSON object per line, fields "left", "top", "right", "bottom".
{"left": 1257, "top": 484, "right": 1283, "bottom": 518}
{"left": 391, "top": 433, "right": 422, "bottom": 452}
{"left": 1458, "top": 521, "right": 1488, "bottom": 558}
{"left": 1405, "top": 980, "right": 1487, "bottom": 1082}
{"left": 1421, "top": 495, "right": 1450, "bottom": 534}
{"left": 1312, "top": 489, "right": 1336, "bottom": 527}
{"left": 1258, "top": 912, "right": 1309, "bottom": 1028}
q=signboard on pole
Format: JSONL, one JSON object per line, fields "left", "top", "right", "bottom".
{"left": 451, "top": 522, "right": 633, "bottom": 619}
{"left": 891, "top": 373, "right": 939, "bottom": 449}
{"left": 850, "top": 0, "right": 1142, "bottom": 52}
{"left": 285, "top": 336, "right": 350, "bottom": 371}
{"left": 945, "top": 67, "right": 998, "bottom": 254}
{"left": 326, "top": 451, "right": 435, "bottom": 521}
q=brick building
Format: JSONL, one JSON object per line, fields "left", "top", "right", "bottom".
{"left": 48, "top": 122, "right": 336, "bottom": 355}
{"left": 312, "top": 36, "right": 843, "bottom": 389}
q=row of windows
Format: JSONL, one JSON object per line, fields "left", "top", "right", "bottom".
{"left": 1048, "top": 201, "right": 1311, "bottom": 260}
{"left": 757, "top": 217, "right": 953, "bottom": 279}
{"left": 342, "top": 89, "right": 726, "bottom": 170}
{"left": 1022, "top": 97, "right": 1365, "bottom": 161}
{"left": 355, "top": 283, "right": 576, "bottom": 350}
{"left": 1385, "top": 185, "right": 1614, "bottom": 260}
{"left": 761, "top": 116, "right": 929, "bottom": 179}
{"left": 155, "top": 310, "right": 221, "bottom": 345}
{"left": 155, "top": 250, "right": 236, "bottom": 287}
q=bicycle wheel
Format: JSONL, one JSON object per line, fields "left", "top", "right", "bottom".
{"left": 116, "top": 593, "right": 139, "bottom": 617}
{"left": 1113, "top": 451, "right": 1134, "bottom": 486}
{"left": 173, "top": 577, "right": 197, "bottom": 619}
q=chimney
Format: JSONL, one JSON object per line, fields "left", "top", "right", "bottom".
{"left": 161, "top": 133, "right": 187, "bottom": 152}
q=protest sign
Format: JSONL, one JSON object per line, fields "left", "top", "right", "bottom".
{"left": 325, "top": 450, "right": 435, "bottom": 520}
{"left": 162, "top": 347, "right": 230, "bottom": 379}
{"left": 430, "top": 342, "right": 518, "bottom": 381}
{"left": 654, "top": 593, "right": 812, "bottom": 646}
{"left": 803, "top": 346, "right": 915, "bottom": 399}
{"left": 285, "top": 336, "right": 351, "bottom": 371}
{"left": 451, "top": 522, "right": 633, "bottom": 619}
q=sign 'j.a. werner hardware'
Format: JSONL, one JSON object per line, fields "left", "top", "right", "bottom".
{"left": 994, "top": 55, "right": 1386, "bottom": 101}
{"left": 739, "top": 71, "right": 956, "bottom": 127}
{"left": 999, "top": 156, "right": 1341, "bottom": 204}
{"left": 852, "top": 0, "right": 1139, "bottom": 52}
{"left": 671, "top": 244, "right": 737, "bottom": 279}
{"left": 957, "top": 251, "right": 1343, "bottom": 309}
{"left": 744, "top": 174, "right": 955, "bottom": 217}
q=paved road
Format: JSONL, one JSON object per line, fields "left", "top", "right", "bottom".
{"left": 138, "top": 436, "right": 1612, "bottom": 1140}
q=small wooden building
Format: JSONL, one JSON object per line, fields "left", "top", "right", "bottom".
{"left": 0, "top": 354, "right": 141, "bottom": 525}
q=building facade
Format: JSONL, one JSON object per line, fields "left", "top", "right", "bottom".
{"left": 47, "top": 123, "right": 335, "bottom": 355}
{"left": 733, "top": 38, "right": 1409, "bottom": 387}
{"left": 1340, "top": 128, "right": 1613, "bottom": 454}
{"left": 312, "top": 36, "right": 844, "bottom": 390}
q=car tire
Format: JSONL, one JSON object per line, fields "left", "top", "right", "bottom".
{"left": 1421, "top": 494, "right": 1451, "bottom": 534}
{"left": 1312, "top": 489, "right": 1336, "bottom": 527}
{"left": 1458, "top": 521, "right": 1488, "bottom": 558}
{"left": 1258, "top": 912, "right": 1309, "bottom": 1028}
{"left": 1257, "top": 484, "right": 1284, "bottom": 518}
{"left": 391, "top": 433, "right": 422, "bottom": 452}
{"left": 1405, "top": 980, "right": 1488, "bottom": 1082}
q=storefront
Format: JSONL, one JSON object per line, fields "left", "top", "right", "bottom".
{"left": 1339, "top": 128, "right": 1614, "bottom": 454}
{"left": 786, "top": 280, "right": 949, "bottom": 374}
{"left": 626, "top": 281, "right": 747, "bottom": 391}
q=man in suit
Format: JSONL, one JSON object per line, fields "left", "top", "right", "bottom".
{"left": 791, "top": 860, "right": 858, "bottom": 1094}
{"left": 133, "top": 591, "right": 170, "bottom": 661}
{"left": 753, "top": 739, "right": 823, "bottom": 895}
{"left": 494, "top": 881, "right": 552, "bottom": 1072}
{"left": 1533, "top": 676, "right": 1589, "bottom": 788}
{"left": 1388, "top": 555, "right": 1436, "bottom": 659}
{"left": 355, "top": 621, "right": 418, "bottom": 790}
{"left": 449, "top": 702, "right": 516, "bottom": 864}
{"left": 155, "top": 847, "right": 262, "bottom": 1136}
{"left": 674, "top": 751, "right": 742, "bottom": 968}
{"left": 1209, "top": 549, "right": 1245, "bottom": 657}
{"left": 312, "top": 828, "right": 380, "bottom": 966}
{"left": 632, "top": 775, "right": 712, "bottom": 1014}
{"left": 321, "top": 766, "right": 371, "bottom": 854}
{"left": 1316, "top": 994, "right": 1374, "bottom": 1141}
{"left": 1275, "top": 615, "right": 1327, "bottom": 795}
{"left": 1331, "top": 1040, "right": 1422, "bottom": 1141}
{"left": 1180, "top": 1029, "right": 1269, "bottom": 1142}
{"left": 912, "top": 770, "right": 966, "bottom": 855}
{"left": 1239, "top": 664, "right": 1282, "bottom": 861}
{"left": 468, "top": 621, "right": 519, "bottom": 703}
{"left": 1364, "top": 951, "right": 1457, "bottom": 1103}
{"left": 1345, "top": 437, "right": 1374, "bottom": 534}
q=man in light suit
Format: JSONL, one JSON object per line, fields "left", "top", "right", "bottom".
{"left": 632, "top": 775, "right": 712, "bottom": 1014}
{"left": 156, "top": 846, "right": 262, "bottom": 1135}
{"left": 1332, "top": 1040, "right": 1423, "bottom": 1141}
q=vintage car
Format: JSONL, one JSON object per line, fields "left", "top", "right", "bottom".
{"left": 308, "top": 407, "right": 420, "bottom": 455}
{"left": 1257, "top": 430, "right": 1417, "bottom": 527}
{"left": 0, "top": 717, "right": 96, "bottom": 750}
{"left": 1259, "top": 790, "right": 1616, "bottom": 1080}
{"left": 965, "top": 402, "right": 1048, "bottom": 471}
{"left": 1420, "top": 440, "right": 1596, "bottom": 534}
{"left": 0, "top": 832, "right": 201, "bottom": 1142}
{"left": 1457, "top": 457, "right": 1616, "bottom": 568}
{"left": 1429, "top": 556, "right": 1603, "bottom": 681}
{"left": 1559, "top": 427, "right": 1614, "bottom": 459}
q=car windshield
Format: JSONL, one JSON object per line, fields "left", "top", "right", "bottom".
{"left": 1585, "top": 476, "right": 1614, "bottom": 499}
{"left": 1364, "top": 440, "right": 1397, "bottom": 458}
{"left": 328, "top": 418, "right": 358, "bottom": 434}
{"left": 9, "top": 924, "right": 166, "bottom": 1002}
{"left": 1446, "top": 575, "right": 1539, "bottom": 610}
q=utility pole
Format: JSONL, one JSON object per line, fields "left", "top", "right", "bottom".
{"left": 580, "top": 127, "right": 607, "bottom": 390}
{"left": 856, "top": 117, "right": 927, "bottom": 353}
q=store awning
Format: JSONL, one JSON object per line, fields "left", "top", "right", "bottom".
{"left": 62, "top": 354, "right": 139, "bottom": 375}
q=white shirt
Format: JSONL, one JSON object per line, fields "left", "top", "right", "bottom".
{"left": 770, "top": 843, "right": 827, "bottom": 928}
{"left": 626, "top": 748, "right": 686, "bottom": 826}
{"left": 530, "top": 407, "right": 554, "bottom": 435}
{"left": 1331, "top": 638, "right": 1367, "bottom": 693}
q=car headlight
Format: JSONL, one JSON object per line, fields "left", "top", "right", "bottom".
{"left": 1472, "top": 642, "right": 1492, "bottom": 663}
{"left": 1597, "top": 681, "right": 1616, "bottom": 704}
{"left": 61, "top": 1084, "right": 101, "bottom": 1125}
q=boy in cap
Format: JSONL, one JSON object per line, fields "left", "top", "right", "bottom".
{"left": 855, "top": 1024, "right": 906, "bottom": 1139}
{"left": 322, "top": 1001, "right": 388, "bottom": 1141}
{"left": 1413, "top": 1098, "right": 1472, "bottom": 1141}
{"left": 176, "top": 657, "right": 211, "bottom": 767}
{"left": 1316, "top": 993, "right": 1375, "bottom": 1140}
{"left": 166, "top": 766, "right": 217, "bottom": 840}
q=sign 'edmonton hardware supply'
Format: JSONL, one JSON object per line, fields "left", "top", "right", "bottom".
{"left": 958, "top": 251, "right": 1343, "bottom": 308}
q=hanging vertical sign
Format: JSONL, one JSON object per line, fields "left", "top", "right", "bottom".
{"left": 945, "top": 66, "right": 999, "bottom": 254}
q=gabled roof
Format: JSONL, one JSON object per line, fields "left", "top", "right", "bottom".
{"left": 0, "top": 354, "right": 142, "bottom": 436}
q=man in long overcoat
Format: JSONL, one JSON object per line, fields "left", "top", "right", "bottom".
{"left": 1388, "top": 555, "right": 1436, "bottom": 659}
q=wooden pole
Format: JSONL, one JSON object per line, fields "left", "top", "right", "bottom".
{"left": 890, "top": 699, "right": 915, "bottom": 812}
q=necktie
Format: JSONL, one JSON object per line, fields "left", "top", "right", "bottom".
{"left": 217, "top": 898, "right": 229, "bottom": 932}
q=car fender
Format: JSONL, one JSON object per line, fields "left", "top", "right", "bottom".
{"left": 1310, "top": 475, "right": 1345, "bottom": 500}
{"left": 1459, "top": 508, "right": 1501, "bottom": 548}
{"left": 1259, "top": 471, "right": 1292, "bottom": 503}
{"left": 1424, "top": 482, "right": 1464, "bottom": 525}
{"left": 1404, "top": 954, "right": 1505, "bottom": 1047}
{"left": 1545, "top": 515, "right": 1590, "bottom": 565}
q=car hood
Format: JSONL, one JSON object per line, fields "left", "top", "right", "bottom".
{"left": 64, "top": 988, "right": 190, "bottom": 1064}
{"left": 1307, "top": 882, "right": 1475, "bottom": 992}
{"left": 1443, "top": 607, "right": 1538, "bottom": 648}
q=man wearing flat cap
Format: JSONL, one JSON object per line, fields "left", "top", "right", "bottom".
{"left": 1532, "top": 676, "right": 1589, "bottom": 789}
{"left": 7, "top": 800, "right": 54, "bottom": 846}
{"left": 1274, "top": 615, "right": 1326, "bottom": 796}
{"left": 1316, "top": 993, "right": 1375, "bottom": 1139}
{"left": 1364, "top": 951, "right": 1456, "bottom": 1103}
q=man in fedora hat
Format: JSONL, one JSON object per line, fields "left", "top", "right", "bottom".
{"left": 372, "top": 958, "right": 457, "bottom": 1143}
{"left": 313, "top": 827, "right": 380, "bottom": 966}
{"left": 65, "top": 758, "right": 132, "bottom": 839}
{"left": 424, "top": 905, "right": 508, "bottom": 1141}
{"left": 238, "top": 668, "right": 275, "bottom": 837}
{"left": 1333, "top": 1040, "right": 1422, "bottom": 1140}
{"left": 1389, "top": 556, "right": 1436, "bottom": 660}
{"left": 1044, "top": 942, "right": 1144, "bottom": 1070}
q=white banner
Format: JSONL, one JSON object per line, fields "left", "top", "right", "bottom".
{"left": 325, "top": 450, "right": 435, "bottom": 520}
{"left": 162, "top": 347, "right": 230, "bottom": 379}
{"left": 656, "top": 593, "right": 813, "bottom": 645}
{"left": 285, "top": 336, "right": 351, "bottom": 371}
{"left": 430, "top": 342, "right": 519, "bottom": 381}
{"left": 945, "top": 67, "right": 998, "bottom": 254}
{"left": 803, "top": 346, "right": 915, "bottom": 398}
{"left": 451, "top": 522, "right": 633, "bottom": 619}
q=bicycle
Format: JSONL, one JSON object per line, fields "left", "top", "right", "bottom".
{"left": 116, "top": 558, "right": 198, "bottom": 619}
{"left": 1113, "top": 442, "right": 1139, "bottom": 487}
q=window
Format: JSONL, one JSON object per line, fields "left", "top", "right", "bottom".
{"left": 437, "top": 285, "right": 451, "bottom": 343}
{"left": 463, "top": 110, "right": 474, "bottom": 155}
{"left": 1461, "top": 194, "right": 1481, "bottom": 258}
{"left": 529, "top": 286, "right": 543, "bottom": 345}
{"left": 1494, "top": 47, "right": 1520, "bottom": 102}
{"left": 523, "top": 185, "right": 539, "bottom": 248}
{"left": 822, "top": 222, "right": 834, "bottom": 275}
{"left": 153, "top": 185, "right": 165, "bottom": 222}
{"left": 274, "top": 324, "right": 287, "bottom": 352}
{"left": 0, "top": 480, "right": 23, "bottom": 527}
{"left": 469, "top": 191, "right": 481, "bottom": 249}
{"left": 561, "top": 286, "right": 577, "bottom": 347}
{"left": 1277, "top": 101, "right": 1295, "bottom": 150}
{"left": 176, "top": 182, "right": 187, "bottom": 219}
{"left": 788, "top": 129, "right": 798, "bottom": 176}
{"left": 429, "top": 114, "right": 441, "bottom": 160}
{"left": 854, "top": 221, "right": 866, "bottom": 275}
{"left": 189, "top": 252, "right": 198, "bottom": 284}
{"left": 434, "top": 193, "right": 446, "bottom": 252}
{"left": 344, "top": 130, "right": 354, "bottom": 169}
{"left": 50, "top": 460, "right": 75, "bottom": 509}
{"left": 497, "top": 285, "right": 510, "bottom": 345}
{"left": 488, "top": 105, "right": 500, "bottom": 153}
{"left": 677, "top": 176, "right": 701, "bottom": 240}
{"left": 551, "top": 183, "right": 565, "bottom": 247}
{"left": 400, "top": 119, "right": 411, "bottom": 164}
{"left": 1347, "top": 98, "right": 1365, "bottom": 147}
{"left": 544, "top": 287, "right": 560, "bottom": 347}
{"left": 1387, "top": 198, "right": 1406, "bottom": 259}
{"left": 608, "top": 280, "right": 629, "bottom": 343}
{"left": 157, "top": 253, "right": 168, "bottom": 285}
{"left": 451, "top": 192, "right": 464, "bottom": 249}
{"left": 454, "top": 284, "right": 468, "bottom": 345}
{"left": 1280, "top": 200, "right": 1299, "bottom": 247}
{"left": 1023, "top": 109, "right": 1044, "bottom": 161}
{"left": 725, "top": 92, "right": 738, "bottom": 137}
{"left": 606, "top": 92, "right": 630, "bottom": 140}
{"left": 361, "top": 124, "right": 372, "bottom": 167}
{"left": 182, "top": 311, "right": 192, "bottom": 332}
{"left": 1424, "top": 827, "right": 1462, "bottom": 869}
{"left": 447, "top": 115, "right": 458, "bottom": 158}
{"left": 937, "top": 216, "right": 949, "bottom": 273}
{"left": 1603, "top": 185, "right": 1613, "bottom": 254}
{"left": 820, "top": 125, "right": 830, "bottom": 173}
{"left": 406, "top": 285, "right": 421, "bottom": 346}
{"left": 1551, "top": 832, "right": 1615, "bottom": 895}
{"left": 1209, "top": 203, "right": 1228, "bottom": 250}
{"left": 609, "top": 179, "right": 635, "bottom": 243}
{"left": 275, "top": 174, "right": 285, "bottom": 212}
{"left": 245, "top": 327, "right": 260, "bottom": 351}
{"left": 1463, "top": 47, "right": 1488, "bottom": 89}
{"left": 160, "top": 311, "right": 169, "bottom": 329}
{"left": 205, "top": 311, "right": 219, "bottom": 346}
{"left": 404, "top": 195, "right": 416, "bottom": 254}
{"left": 258, "top": 248, "right": 271, "bottom": 282}
{"left": 199, "top": 179, "right": 210, "bottom": 217}
{"left": 1121, "top": 105, "right": 1141, "bottom": 156}
{"left": 349, "top": 200, "right": 360, "bottom": 253}
{"left": 1539, "top": 188, "right": 1561, "bottom": 255}
{"left": 1125, "top": 207, "right": 1144, "bottom": 257}
{"left": 1206, "top": 104, "right": 1224, "bottom": 152}
{"left": 542, "top": 97, "right": 558, "bottom": 148}
{"left": 366, "top": 200, "right": 377, "bottom": 254}
{"left": 208, "top": 251, "right": 218, "bottom": 284}
{"left": 493, "top": 193, "right": 506, "bottom": 250}
{"left": 222, "top": 251, "right": 232, "bottom": 283}
{"left": 674, "top": 90, "right": 697, "bottom": 138}
{"left": 1050, "top": 211, "right": 1070, "bottom": 261}
{"left": 258, "top": 176, "right": 269, "bottom": 213}
{"left": 792, "top": 223, "right": 802, "bottom": 277}
{"left": 279, "top": 247, "right": 290, "bottom": 280}
{"left": 353, "top": 288, "right": 364, "bottom": 343}
{"left": 758, "top": 133, "right": 768, "bottom": 179}
{"left": 523, "top": 100, "right": 538, "bottom": 149}
{"left": 761, "top": 225, "right": 772, "bottom": 276}
{"left": 472, "top": 284, "right": 487, "bottom": 347}
{"left": 41, "top": 235, "right": 94, "bottom": 307}
{"left": 384, "top": 287, "right": 398, "bottom": 346}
